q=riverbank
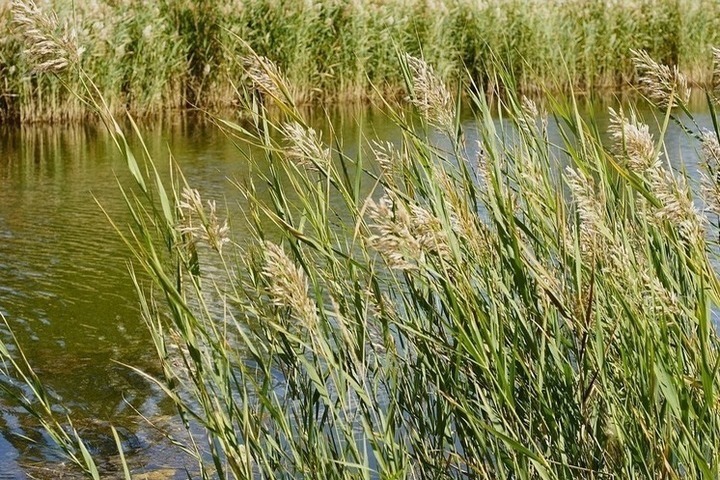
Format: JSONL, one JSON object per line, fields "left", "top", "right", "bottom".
{"left": 2, "top": 0, "right": 720, "bottom": 123}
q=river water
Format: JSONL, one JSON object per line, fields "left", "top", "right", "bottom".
{"left": 0, "top": 97, "right": 715, "bottom": 478}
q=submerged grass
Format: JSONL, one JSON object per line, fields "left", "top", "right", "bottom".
{"left": 4, "top": 0, "right": 720, "bottom": 122}
{"left": 6, "top": 2, "right": 720, "bottom": 477}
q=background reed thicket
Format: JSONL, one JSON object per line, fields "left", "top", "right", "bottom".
{"left": 3, "top": 0, "right": 720, "bottom": 122}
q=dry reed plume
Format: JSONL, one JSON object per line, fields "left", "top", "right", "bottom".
{"left": 11, "top": 0, "right": 82, "bottom": 72}
{"left": 243, "top": 54, "right": 290, "bottom": 102}
{"left": 631, "top": 49, "right": 690, "bottom": 108}
{"left": 262, "top": 241, "right": 318, "bottom": 328}
{"left": 608, "top": 107, "right": 658, "bottom": 172}
{"left": 281, "top": 122, "right": 332, "bottom": 172}
{"left": 404, "top": 54, "right": 455, "bottom": 129}
{"left": 177, "top": 187, "right": 230, "bottom": 254}
{"left": 367, "top": 193, "right": 451, "bottom": 270}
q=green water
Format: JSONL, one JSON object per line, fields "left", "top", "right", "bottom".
{"left": 0, "top": 100, "right": 713, "bottom": 478}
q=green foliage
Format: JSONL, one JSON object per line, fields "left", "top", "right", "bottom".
{"left": 5, "top": 12, "right": 720, "bottom": 474}
{"left": 77, "top": 52, "right": 720, "bottom": 476}
{"left": 4, "top": 0, "right": 720, "bottom": 122}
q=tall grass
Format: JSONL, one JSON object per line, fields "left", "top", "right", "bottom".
{"left": 136, "top": 55, "right": 720, "bottom": 477}
{"left": 6, "top": 2, "right": 720, "bottom": 476}
{"left": 4, "top": 0, "right": 720, "bottom": 122}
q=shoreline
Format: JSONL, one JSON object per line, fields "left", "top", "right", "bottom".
{"left": 1, "top": 0, "right": 719, "bottom": 123}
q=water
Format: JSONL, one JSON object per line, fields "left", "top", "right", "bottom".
{"left": 0, "top": 98, "right": 715, "bottom": 477}
{"left": 0, "top": 120, "right": 213, "bottom": 478}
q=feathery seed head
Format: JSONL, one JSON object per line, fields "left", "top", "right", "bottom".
{"left": 366, "top": 193, "right": 451, "bottom": 270}
{"left": 475, "top": 140, "right": 491, "bottom": 186}
{"left": 177, "top": 187, "right": 230, "bottom": 254}
{"left": 178, "top": 186, "right": 203, "bottom": 214}
{"left": 521, "top": 96, "right": 539, "bottom": 119}
{"left": 12, "top": 0, "right": 84, "bottom": 73}
{"left": 203, "top": 200, "right": 231, "bottom": 253}
{"left": 262, "top": 242, "right": 317, "bottom": 328}
{"left": 371, "top": 140, "right": 401, "bottom": 175}
{"left": 631, "top": 49, "right": 690, "bottom": 108}
{"left": 243, "top": 55, "right": 289, "bottom": 100}
{"left": 516, "top": 96, "right": 539, "bottom": 136}
{"left": 404, "top": 54, "right": 455, "bottom": 129}
{"left": 713, "top": 47, "right": 720, "bottom": 91}
{"left": 142, "top": 24, "right": 153, "bottom": 40}
{"left": 701, "top": 130, "right": 720, "bottom": 166}
{"left": 608, "top": 107, "right": 658, "bottom": 172}
{"left": 366, "top": 194, "right": 419, "bottom": 270}
{"left": 699, "top": 131, "right": 720, "bottom": 216}
{"left": 565, "top": 166, "right": 604, "bottom": 256}
{"left": 647, "top": 167, "right": 705, "bottom": 244}
{"left": 641, "top": 271, "right": 681, "bottom": 316}
{"left": 281, "top": 121, "right": 332, "bottom": 172}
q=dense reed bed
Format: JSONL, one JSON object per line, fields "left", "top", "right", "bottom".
{"left": 3, "top": 0, "right": 720, "bottom": 122}
{"left": 6, "top": 2, "right": 720, "bottom": 478}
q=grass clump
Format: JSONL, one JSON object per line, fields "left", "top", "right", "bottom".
{"left": 110, "top": 52, "right": 720, "bottom": 477}
{"left": 4, "top": 0, "right": 720, "bottom": 122}
{"left": 6, "top": 3, "right": 720, "bottom": 476}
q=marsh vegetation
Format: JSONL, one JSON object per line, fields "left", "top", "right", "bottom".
{"left": 3, "top": 0, "right": 720, "bottom": 121}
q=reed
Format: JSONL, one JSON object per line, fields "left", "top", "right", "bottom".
{"left": 4, "top": 0, "right": 720, "bottom": 122}
{"left": 106, "top": 51, "right": 720, "bottom": 477}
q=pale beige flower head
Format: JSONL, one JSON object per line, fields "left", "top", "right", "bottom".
{"left": 366, "top": 194, "right": 418, "bottom": 270}
{"left": 366, "top": 193, "right": 451, "bottom": 270}
{"left": 565, "top": 166, "right": 604, "bottom": 256}
{"left": 631, "top": 49, "right": 690, "bottom": 108}
{"left": 243, "top": 54, "right": 289, "bottom": 101}
{"left": 608, "top": 107, "right": 658, "bottom": 172}
{"left": 262, "top": 241, "right": 317, "bottom": 328}
{"left": 371, "top": 140, "right": 403, "bottom": 177}
{"left": 516, "top": 96, "right": 549, "bottom": 138}
{"left": 281, "top": 121, "right": 332, "bottom": 172}
{"left": 521, "top": 96, "right": 539, "bottom": 119}
{"left": 177, "top": 187, "right": 230, "bottom": 254}
{"left": 475, "top": 140, "right": 491, "bottom": 186}
{"left": 647, "top": 167, "right": 705, "bottom": 245}
{"left": 713, "top": 47, "right": 720, "bottom": 91}
{"left": 404, "top": 54, "right": 455, "bottom": 129}
{"left": 516, "top": 97, "right": 535, "bottom": 134}
{"left": 698, "top": 130, "right": 720, "bottom": 216}
{"left": 12, "top": 0, "right": 83, "bottom": 73}
{"left": 640, "top": 270, "right": 681, "bottom": 316}
{"left": 701, "top": 130, "right": 720, "bottom": 166}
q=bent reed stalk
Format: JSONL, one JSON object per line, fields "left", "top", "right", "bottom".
{"left": 4, "top": 0, "right": 720, "bottom": 122}
{"left": 5, "top": 2, "right": 720, "bottom": 477}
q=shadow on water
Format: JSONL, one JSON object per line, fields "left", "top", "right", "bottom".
{"left": 0, "top": 95, "right": 716, "bottom": 477}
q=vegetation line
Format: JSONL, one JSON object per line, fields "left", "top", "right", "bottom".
{"left": 2, "top": 0, "right": 720, "bottom": 122}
